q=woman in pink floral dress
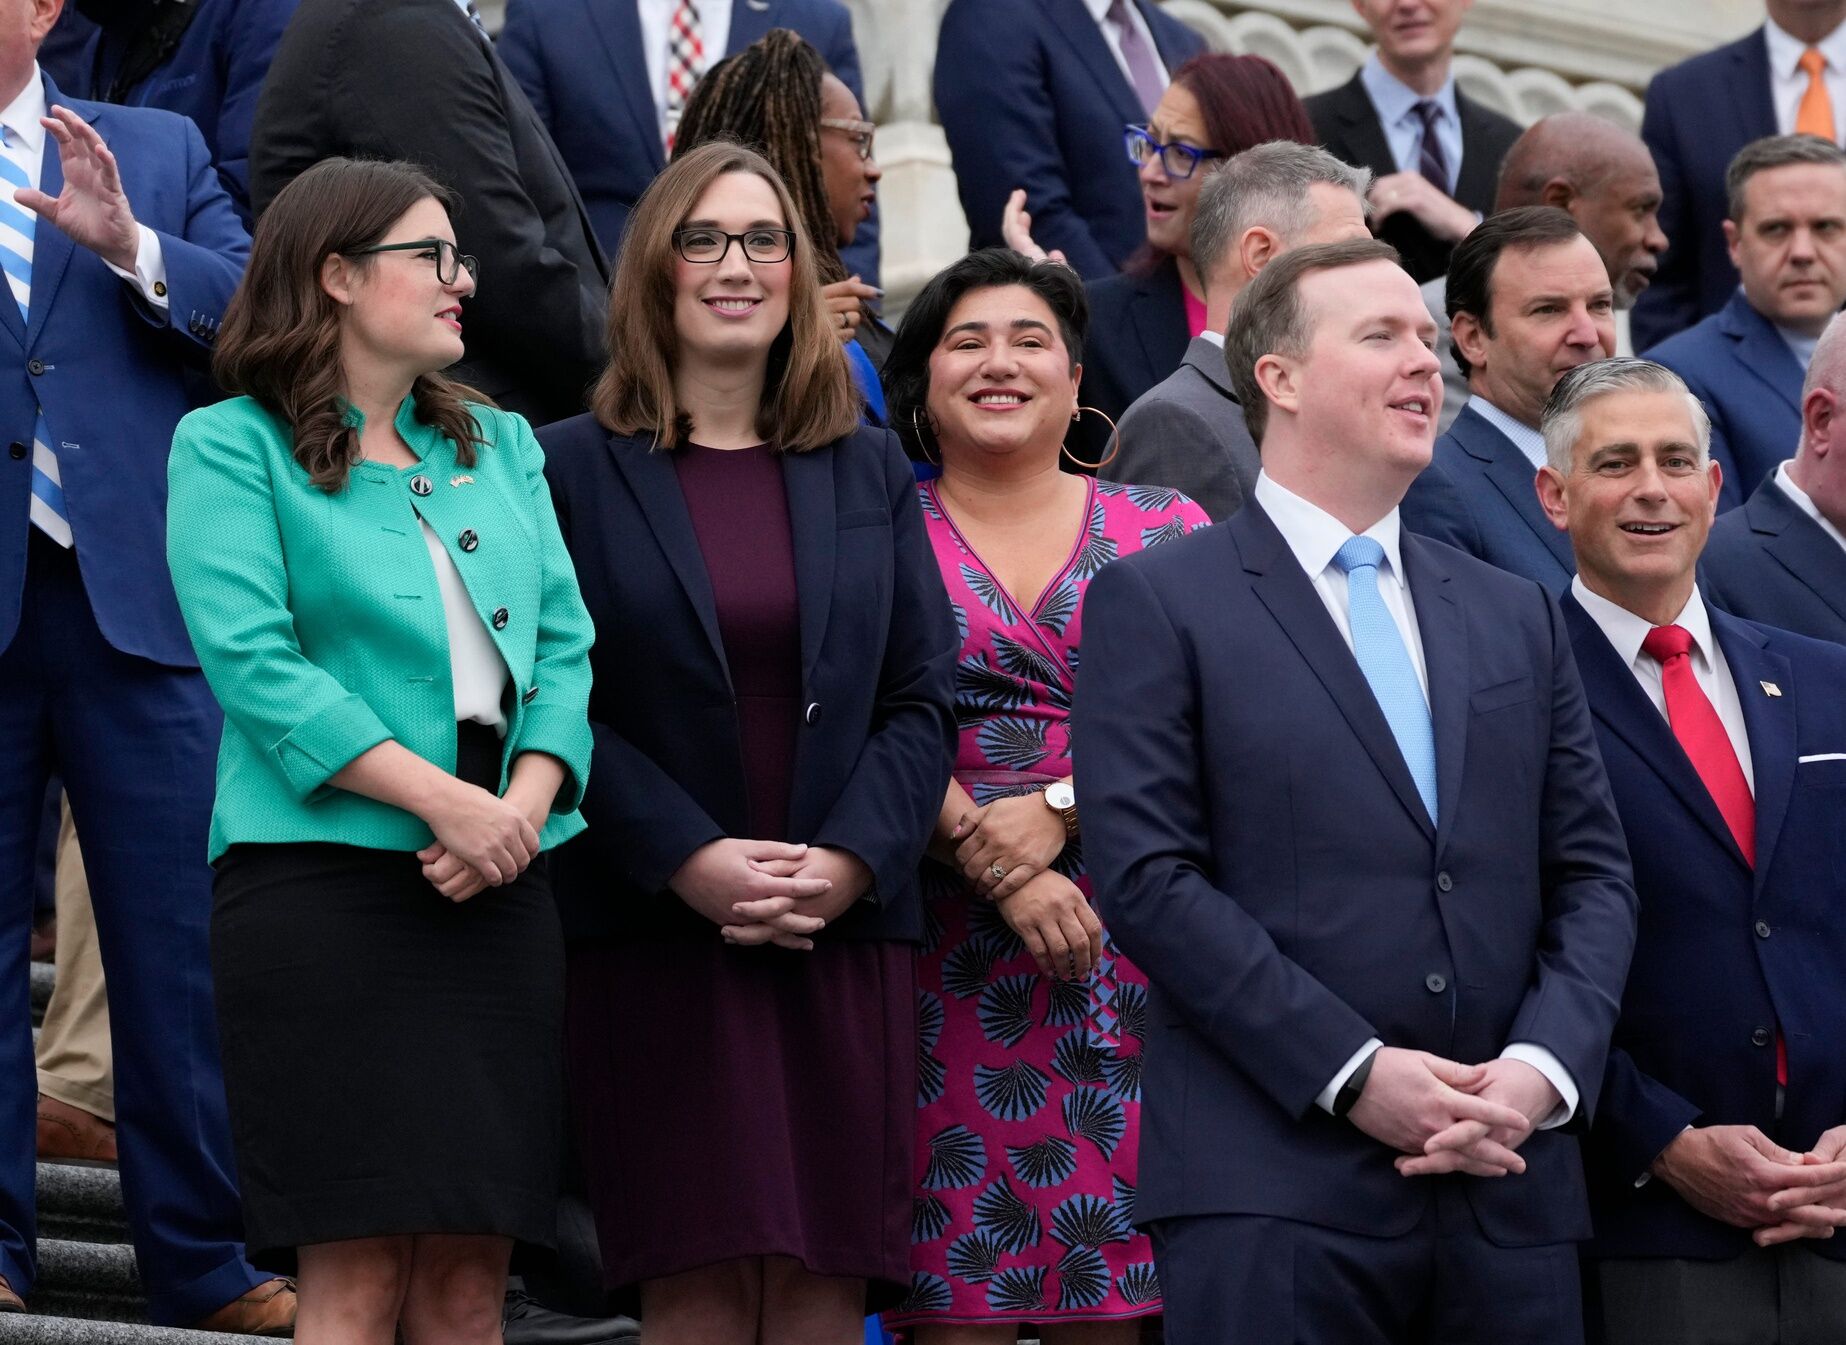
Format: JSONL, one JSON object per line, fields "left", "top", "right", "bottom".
{"left": 879, "top": 250, "right": 1209, "bottom": 1341}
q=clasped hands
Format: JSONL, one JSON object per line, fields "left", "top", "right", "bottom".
{"left": 669, "top": 838, "right": 870, "bottom": 950}
{"left": 415, "top": 772, "right": 556, "bottom": 902}
{"left": 1347, "top": 1049, "right": 1561, "bottom": 1179}
{"left": 948, "top": 794, "right": 1101, "bottom": 981}
{"left": 1651, "top": 1124, "right": 1846, "bottom": 1247}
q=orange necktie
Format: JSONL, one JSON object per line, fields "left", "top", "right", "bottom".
{"left": 1798, "top": 47, "right": 1836, "bottom": 142}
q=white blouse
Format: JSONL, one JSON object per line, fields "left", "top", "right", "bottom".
{"left": 419, "top": 518, "right": 510, "bottom": 730}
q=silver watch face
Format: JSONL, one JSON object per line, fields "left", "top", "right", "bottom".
{"left": 1045, "top": 782, "right": 1075, "bottom": 810}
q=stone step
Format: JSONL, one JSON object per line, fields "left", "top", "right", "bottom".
{"left": 36, "top": 1162, "right": 126, "bottom": 1245}
{"left": 29, "top": 962, "right": 52, "bottom": 1025}
{"left": 29, "top": 1238, "right": 143, "bottom": 1324}
{"left": 0, "top": 1315, "right": 271, "bottom": 1344}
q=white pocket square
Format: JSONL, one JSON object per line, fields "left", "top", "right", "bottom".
{"left": 1797, "top": 753, "right": 1846, "bottom": 764}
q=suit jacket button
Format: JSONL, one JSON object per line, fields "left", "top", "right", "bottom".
{"left": 410, "top": 474, "right": 433, "bottom": 496}
{"left": 26, "top": 358, "right": 43, "bottom": 376}
{"left": 522, "top": 685, "right": 538, "bottom": 704}
{"left": 491, "top": 607, "right": 509, "bottom": 630}
{"left": 804, "top": 702, "right": 821, "bottom": 726}
{"left": 1751, "top": 1027, "right": 1773, "bottom": 1047}
{"left": 1425, "top": 973, "right": 1447, "bottom": 994}
{"left": 1754, "top": 920, "right": 1771, "bottom": 939}
{"left": 458, "top": 528, "right": 478, "bottom": 552}
{"left": 7, "top": 441, "right": 22, "bottom": 460}
{"left": 1435, "top": 871, "right": 1453, "bottom": 893}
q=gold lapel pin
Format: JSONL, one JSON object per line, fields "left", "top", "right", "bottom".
{"left": 1760, "top": 681, "right": 1783, "bottom": 698}
{"left": 450, "top": 474, "right": 474, "bottom": 487}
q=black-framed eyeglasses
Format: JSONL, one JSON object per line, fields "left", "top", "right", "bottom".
{"left": 1123, "top": 125, "right": 1224, "bottom": 179}
{"left": 671, "top": 227, "right": 796, "bottom": 265}
{"left": 344, "top": 238, "right": 479, "bottom": 286}
{"left": 819, "top": 117, "right": 876, "bottom": 161}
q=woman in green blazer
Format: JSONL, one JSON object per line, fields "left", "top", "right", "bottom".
{"left": 165, "top": 158, "right": 594, "bottom": 1345}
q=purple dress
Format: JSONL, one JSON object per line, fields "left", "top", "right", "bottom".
{"left": 886, "top": 479, "right": 1209, "bottom": 1328}
{"left": 564, "top": 444, "right": 914, "bottom": 1309}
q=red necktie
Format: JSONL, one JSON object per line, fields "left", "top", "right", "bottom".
{"left": 1641, "top": 624, "right": 1782, "bottom": 1084}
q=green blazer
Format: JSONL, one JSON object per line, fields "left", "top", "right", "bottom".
{"left": 167, "top": 394, "right": 595, "bottom": 861}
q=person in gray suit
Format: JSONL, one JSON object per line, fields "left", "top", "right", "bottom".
{"left": 1104, "top": 142, "right": 1370, "bottom": 519}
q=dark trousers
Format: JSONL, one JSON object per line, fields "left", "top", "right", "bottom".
{"left": 1152, "top": 1181, "right": 1584, "bottom": 1345}
{"left": 1591, "top": 1247, "right": 1846, "bottom": 1345}
{"left": 0, "top": 531, "right": 261, "bottom": 1323}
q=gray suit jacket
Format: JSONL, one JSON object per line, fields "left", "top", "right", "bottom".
{"left": 1103, "top": 335, "right": 1259, "bottom": 521}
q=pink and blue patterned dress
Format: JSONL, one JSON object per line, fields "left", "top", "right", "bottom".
{"left": 886, "top": 478, "right": 1210, "bottom": 1329}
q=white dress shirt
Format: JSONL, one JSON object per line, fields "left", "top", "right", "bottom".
{"left": 1776, "top": 459, "right": 1846, "bottom": 553}
{"left": 1254, "top": 472, "right": 1581, "bottom": 1125}
{"left": 1570, "top": 577, "right": 1754, "bottom": 792}
{"left": 1359, "top": 53, "right": 1463, "bottom": 195}
{"left": 1198, "top": 328, "right": 1223, "bottom": 348}
{"left": 637, "top": 0, "right": 735, "bottom": 138}
{"left": 0, "top": 67, "right": 167, "bottom": 310}
{"left": 1778, "top": 322, "right": 1820, "bottom": 371}
{"left": 420, "top": 519, "right": 510, "bottom": 730}
{"left": 1764, "top": 15, "right": 1846, "bottom": 142}
{"left": 1468, "top": 396, "right": 1549, "bottom": 473}
{"left": 1082, "top": 0, "right": 1170, "bottom": 103}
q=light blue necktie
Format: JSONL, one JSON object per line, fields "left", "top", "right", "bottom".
{"left": 0, "top": 130, "right": 69, "bottom": 547}
{"left": 1333, "top": 535, "right": 1438, "bottom": 825}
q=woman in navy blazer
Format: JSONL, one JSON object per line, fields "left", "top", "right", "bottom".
{"left": 539, "top": 142, "right": 957, "bottom": 1341}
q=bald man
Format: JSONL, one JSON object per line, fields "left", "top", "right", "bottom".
{"left": 1426, "top": 113, "right": 1667, "bottom": 428}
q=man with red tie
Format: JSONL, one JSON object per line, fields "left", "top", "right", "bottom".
{"left": 1536, "top": 356, "right": 1846, "bottom": 1344}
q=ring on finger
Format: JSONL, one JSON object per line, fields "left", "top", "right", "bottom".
{"left": 990, "top": 862, "right": 1006, "bottom": 880}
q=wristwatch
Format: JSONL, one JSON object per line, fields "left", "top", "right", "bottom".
{"left": 1043, "top": 781, "right": 1079, "bottom": 838}
{"left": 1332, "top": 1046, "right": 1381, "bottom": 1119}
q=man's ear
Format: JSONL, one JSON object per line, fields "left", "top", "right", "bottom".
{"left": 1254, "top": 350, "right": 1300, "bottom": 420}
{"left": 1238, "top": 226, "right": 1283, "bottom": 283}
{"left": 1450, "top": 309, "right": 1490, "bottom": 379}
{"left": 1535, "top": 462, "right": 1572, "bottom": 532}
{"left": 1722, "top": 218, "right": 1742, "bottom": 270}
{"left": 1539, "top": 178, "right": 1575, "bottom": 213}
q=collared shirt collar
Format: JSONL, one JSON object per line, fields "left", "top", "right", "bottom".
{"left": 0, "top": 66, "right": 47, "bottom": 161}
{"left": 1468, "top": 396, "right": 1549, "bottom": 472}
{"left": 1763, "top": 14, "right": 1846, "bottom": 83}
{"left": 340, "top": 395, "right": 449, "bottom": 461}
{"left": 1255, "top": 470, "right": 1410, "bottom": 591}
{"left": 1198, "top": 329, "right": 1225, "bottom": 348}
{"left": 1775, "top": 458, "right": 1846, "bottom": 551}
{"left": 1777, "top": 322, "right": 1820, "bottom": 370}
{"left": 1360, "top": 51, "right": 1458, "bottom": 138}
{"left": 1083, "top": 0, "right": 1113, "bottom": 22}
{"left": 1571, "top": 575, "right": 1718, "bottom": 678}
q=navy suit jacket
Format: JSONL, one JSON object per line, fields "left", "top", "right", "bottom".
{"left": 1075, "top": 257, "right": 1188, "bottom": 463}
{"left": 1703, "top": 474, "right": 1846, "bottom": 646}
{"left": 1563, "top": 595, "right": 1846, "bottom": 1262}
{"left": 1632, "top": 28, "right": 1777, "bottom": 350}
{"left": 1074, "top": 504, "right": 1636, "bottom": 1242}
{"left": 934, "top": 0, "right": 1203, "bottom": 280}
{"left": 1401, "top": 403, "right": 1576, "bottom": 595}
{"left": 0, "top": 75, "right": 248, "bottom": 667}
{"left": 1645, "top": 288, "right": 1801, "bottom": 510}
{"left": 498, "top": 0, "right": 875, "bottom": 283}
{"left": 539, "top": 418, "right": 958, "bottom": 944}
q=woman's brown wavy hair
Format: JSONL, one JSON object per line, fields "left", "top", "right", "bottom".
{"left": 213, "top": 157, "right": 486, "bottom": 492}
{"left": 591, "top": 141, "right": 859, "bottom": 452}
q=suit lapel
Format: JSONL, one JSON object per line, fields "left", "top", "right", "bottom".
{"left": 781, "top": 446, "right": 836, "bottom": 685}
{"left": 1453, "top": 407, "right": 1576, "bottom": 573}
{"left": 1451, "top": 93, "right": 1501, "bottom": 212}
{"left": 1237, "top": 505, "right": 1435, "bottom": 840}
{"left": 1746, "top": 480, "right": 1846, "bottom": 626}
{"left": 1713, "top": 613, "right": 1795, "bottom": 897}
{"left": 1125, "top": 264, "right": 1185, "bottom": 392}
{"left": 726, "top": 0, "right": 775, "bottom": 52}
{"left": 1327, "top": 74, "right": 1398, "bottom": 177}
{"left": 606, "top": 434, "right": 731, "bottom": 688}
{"left": 1720, "top": 292, "right": 1803, "bottom": 415}
{"left": 1735, "top": 28, "right": 1780, "bottom": 144}
{"left": 1181, "top": 336, "right": 1236, "bottom": 400}
{"left": 580, "top": 0, "right": 664, "bottom": 174}
{"left": 1037, "top": 0, "right": 1144, "bottom": 125}
{"left": 1135, "top": 0, "right": 1194, "bottom": 70}
{"left": 1403, "top": 537, "right": 1469, "bottom": 854}
{"left": 24, "top": 100, "right": 76, "bottom": 352}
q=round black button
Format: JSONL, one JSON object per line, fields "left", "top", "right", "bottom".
{"left": 26, "top": 358, "right": 44, "bottom": 376}
{"left": 1425, "top": 973, "right": 1447, "bottom": 994}
{"left": 1436, "top": 871, "right": 1453, "bottom": 893}
{"left": 458, "top": 529, "right": 478, "bottom": 552}
{"left": 1751, "top": 1027, "right": 1772, "bottom": 1048}
{"left": 804, "top": 702, "right": 821, "bottom": 726}
{"left": 7, "top": 441, "right": 23, "bottom": 460}
{"left": 491, "top": 607, "right": 509, "bottom": 630}
{"left": 409, "top": 474, "right": 433, "bottom": 496}
{"left": 1754, "top": 920, "right": 1771, "bottom": 939}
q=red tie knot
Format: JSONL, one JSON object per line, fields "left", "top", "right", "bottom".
{"left": 1642, "top": 623, "right": 1694, "bottom": 665}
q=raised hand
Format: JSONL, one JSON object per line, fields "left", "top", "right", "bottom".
{"left": 15, "top": 107, "right": 140, "bottom": 271}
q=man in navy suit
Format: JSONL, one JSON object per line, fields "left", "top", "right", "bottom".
{"left": 1402, "top": 207, "right": 1615, "bottom": 593}
{"left": 1534, "top": 357, "right": 1846, "bottom": 1343}
{"left": 933, "top": 0, "right": 1203, "bottom": 279}
{"left": 1074, "top": 237, "right": 1636, "bottom": 1342}
{"left": 1645, "top": 135, "right": 1846, "bottom": 510}
{"left": 0, "top": 1, "right": 293, "bottom": 1330}
{"left": 498, "top": 0, "right": 876, "bottom": 284}
{"left": 1704, "top": 316, "right": 1846, "bottom": 644}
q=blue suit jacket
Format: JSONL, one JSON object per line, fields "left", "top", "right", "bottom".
{"left": 498, "top": 0, "right": 876, "bottom": 282}
{"left": 538, "top": 418, "right": 958, "bottom": 945}
{"left": 1401, "top": 403, "right": 1576, "bottom": 595}
{"left": 1645, "top": 289, "right": 1801, "bottom": 510}
{"left": 934, "top": 0, "right": 1202, "bottom": 280}
{"left": 58, "top": 0, "right": 298, "bottom": 225}
{"left": 1564, "top": 594, "right": 1846, "bottom": 1262}
{"left": 1632, "top": 27, "right": 1776, "bottom": 350}
{"left": 0, "top": 75, "right": 248, "bottom": 668}
{"left": 1702, "top": 474, "right": 1846, "bottom": 646}
{"left": 1074, "top": 504, "right": 1636, "bottom": 1242}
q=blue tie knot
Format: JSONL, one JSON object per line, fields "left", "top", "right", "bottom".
{"left": 1333, "top": 535, "right": 1386, "bottom": 576}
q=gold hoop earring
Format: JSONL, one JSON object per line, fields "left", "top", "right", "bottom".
{"left": 1061, "top": 405, "right": 1121, "bottom": 471}
{"left": 909, "top": 406, "right": 941, "bottom": 466}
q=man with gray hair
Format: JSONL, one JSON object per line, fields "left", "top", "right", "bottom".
{"left": 1645, "top": 134, "right": 1846, "bottom": 508}
{"left": 1535, "top": 356, "right": 1846, "bottom": 1345}
{"left": 1704, "top": 314, "right": 1846, "bottom": 644}
{"left": 1103, "top": 140, "right": 1370, "bottom": 519}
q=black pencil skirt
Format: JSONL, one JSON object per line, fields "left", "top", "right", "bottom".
{"left": 210, "top": 722, "right": 564, "bottom": 1263}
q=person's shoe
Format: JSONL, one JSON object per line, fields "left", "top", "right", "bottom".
{"left": 191, "top": 1277, "right": 297, "bottom": 1336}
{"left": 36, "top": 1095, "right": 118, "bottom": 1165}
{"left": 0, "top": 1274, "right": 23, "bottom": 1312}
{"left": 502, "top": 1288, "right": 640, "bottom": 1345}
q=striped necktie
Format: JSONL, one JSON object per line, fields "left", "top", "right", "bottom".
{"left": 0, "top": 129, "right": 69, "bottom": 547}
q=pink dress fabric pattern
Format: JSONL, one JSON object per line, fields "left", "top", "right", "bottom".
{"left": 887, "top": 478, "right": 1210, "bottom": 1327}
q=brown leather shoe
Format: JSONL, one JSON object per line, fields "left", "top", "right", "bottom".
{"left": 36, "top": 1095, "right": 117, "bottom": 1165}
{"left": 0, "top": 1273, "right": 23, "bottom": 1312}
{"left": 191, "top": 1277, "right": 297, "bottom": 1336}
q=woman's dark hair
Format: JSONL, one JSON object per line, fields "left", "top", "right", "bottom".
{"left": 884, "top": 249, "right": 1088, "bottom": 460}
{"left": 672, "top": 29, "right": 847, "bottom": 286}
{"left": 214, "top": 157, "right": 485, "bottom": 493}
{"left": 1126, "top": 53, "right": 1316, "bottom": 278}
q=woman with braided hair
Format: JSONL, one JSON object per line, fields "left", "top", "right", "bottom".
{"left": 674, "top": 27, "right": 891, "bottom": 417}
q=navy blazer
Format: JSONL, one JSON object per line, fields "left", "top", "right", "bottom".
{"left": 539, "top": 418, "right": 958, "bottom": 944}
{"left": 1644, "top": 289, "right": 1801, "bottom": 510}
{"left": 498, "top": 0, "right": 876, "bottom": 283}
{"left": 1564, "top": 595, "right": 1846, "bottom": 1263}
{"left": 1401, "top": 403, "right": 1576, "bottom": 595}
{"left": 934, "top": 0, "right": 1202, "bottom": 280}
{"left": 0, "top": 74, "right": 248, "bottom": 667}
{"left": 1075, "top": 258, "right": 1188, "bottom": 463}
{"left": 1632, "top": 28, "right": 1777, "bottom": 350}
{"left": 1074, "top": 505, "right": 1636, "bottom": 1243}
{"left": 1703, "top": 474, "right": 1846, "bottom": 645}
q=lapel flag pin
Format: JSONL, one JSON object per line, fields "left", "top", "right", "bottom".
{"left": 1760, "top": 681, "right": 1782, "bottom": 697}
{"left": 450, "top": 474, "right": 474, "bottom": 487}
